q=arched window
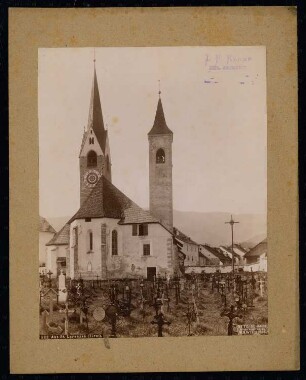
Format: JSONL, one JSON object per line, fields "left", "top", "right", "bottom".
{"left": 89, "top": 137, "right": 94, "bottom": 145}
{"left": 156, "top": 148, "right": 165, "bottom": 164}
{"left": 87, "top": 150, "right": 97, "bottom": 167}
{"left": 106, "top": 155, "right": 110, "bottom": 172}
{"left": 112, "top": 230, "right": 118, "bottom": 256}
{"left": 87, "top": 262, "right": 92, "bottom": 272}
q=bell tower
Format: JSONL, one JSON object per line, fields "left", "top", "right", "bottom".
{"left": 148, "top": 92, "right": 173, "bottom": 232}
{"left": 79, "top": 61, "right": 112, "bottom": 206}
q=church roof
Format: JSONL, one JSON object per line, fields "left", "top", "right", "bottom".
{"left": 68, "top": 176, "right": 169, "bottom": 229}
{"left": 148, "top": 97, "right": 173, "bottom": 136}
{"left": 87, "top": 66, "right": 108, "bottom": 153}
{"left": 39, "top": 216, "right": 56, "bottom": 234}
{"left": 46, "top": 224, "right": 70, "bottom": 246}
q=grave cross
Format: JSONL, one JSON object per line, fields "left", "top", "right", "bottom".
{"left": 105, "top": 304, "right": 118, "bottom": 338}
{"left": 185, "top": 303, "right": 197, "bottom": 336}
{"left": 153, "top": 295, "right": 163, "bottom": 317}
{"left": 225, "top": 215, "right": 240, "bottom": 274}
{"left": 47, "top": 270, "right": 53, "bottom": 288}
{"left": 220, "top": 282, "right": 227, "bottom": 307}
{"left": 259, "top": 278, "right": 265, "bottom": 297}
{"left": 221, "top": 305, "right": 242, "bottom": 336}
{"left": 151, "top": 312, "right": 171, "bottom": 337}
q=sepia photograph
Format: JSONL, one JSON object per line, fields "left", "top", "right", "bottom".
{"left": 38, "top": 46, "right": 267, "bottom": 339}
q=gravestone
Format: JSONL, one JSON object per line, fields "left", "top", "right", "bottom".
{"left": 58, "top": 270, "right": 68, "bottom": 303}
{"left": 41, "top": 310, "right": 49, "bottom": 335}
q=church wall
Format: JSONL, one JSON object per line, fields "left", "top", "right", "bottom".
{"left": 118, "top": 223, "right": 174, "bottom": 278}
{"left": 68, "top": 218, "right": 175, "bottom": 280}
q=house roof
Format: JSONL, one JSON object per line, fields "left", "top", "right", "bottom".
{"left": 68, "top": 176, "right": 170, "bottom": 232}
{"left": 173, "top": 227, "right": 198, "bottom": 245}
{"left": 233, "top": 243, "right": 248, "bottom": 254}
{"left": 244, "top": 238, "right": 267, "bottom": 258}
{"left": 39, "top": 216, "right": 56, "bottom": 234}
{"left": 201, "top": 244, "right": 231, "bottom": 264}
{"left": 148, "top": 97, "right": 173, "bottom": 136}
{"left": 87, "top": 66, "right": 108, "bottom": 153}
{"left": 219, "top": 245, "right": 240, "bottom": 259}
{"left": 214, "top": 249, "right": 233, "bottom": 264}
{"left": 46, "top": 224, "right": 70, "bottom": 246}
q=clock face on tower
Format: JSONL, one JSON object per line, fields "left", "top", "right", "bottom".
{"left": 84, "top": 169, "right": 101, "bottom": 188}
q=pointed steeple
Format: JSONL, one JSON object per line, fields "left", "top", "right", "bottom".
{"left": 87, "top": 65, "right": 108, "bottom": 153}
{"left": 148, "top": 96, "right": 173, "bottom": 136}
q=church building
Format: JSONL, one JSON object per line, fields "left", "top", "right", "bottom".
{"left": 46, "top": 64, "right": 180, "bottom": 280}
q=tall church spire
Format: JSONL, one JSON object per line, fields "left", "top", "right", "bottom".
{"left": 87, "top": 64, "right": 107, "bottom": 153}
{"left": 79, "top": 59, "right": 112, "bottom": 206}
{"left": 148, "top": 95, "right": 173, "bottom": 136}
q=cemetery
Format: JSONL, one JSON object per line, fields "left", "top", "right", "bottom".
{"left": 39, "top": 269, "right": 268, "bottom": 338}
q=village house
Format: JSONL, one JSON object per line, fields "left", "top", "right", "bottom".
{"left": 45, "top": 224, "right": 70, "bottom": 277}
{"left": 39, "top": 216, "right": 56, "bottom": 274}
{"left": 232, "top": 243, "right": 249, "bottom": 264}
{"left": 198, "top": 244, "right": 220, "bottom": 266}
{"left": 173, "top": 227, "right": 199, "bottom": 267}
{"left": 244, "top": 238, "right": 267, "bottom": 272}
{"left": 219, "top": 245, "right": 241, "bottom": 265}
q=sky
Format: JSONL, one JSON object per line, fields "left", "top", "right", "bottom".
{"left": 39, "top": 46, "right": 267, "bottom": 219}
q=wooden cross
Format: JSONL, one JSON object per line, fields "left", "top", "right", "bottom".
{"left": 221, "top": 305, "right": 242, "bottom": 336}
{"left": 151, "top": 312, "right": 171, "bottom": 337}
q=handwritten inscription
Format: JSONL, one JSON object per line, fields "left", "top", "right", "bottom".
{"left": 205, "top": 53, "right": 252, "bottom": 71}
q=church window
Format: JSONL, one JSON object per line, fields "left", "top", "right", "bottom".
{"left": 156, "top": 148, "right": 165, "bottom": 164}
{"left": 87, "top": 230, "right": 93, "bottom": 252}
{"left": 139, "top": 224, "right": 148, "bottom": 236}
{"left": 89, "top": 137, "right": 94, "bottom": 145}
{"left": 87, "top": 150, "right": 97, "bottom": 167}
{"left": 143, "top": 244, "right": 150, "bottom": 256}
{"left": 87, "top": 262, "right": 92, "bottom": 272}
{"left": 132, "top": 224, "right": 137, "bottom": 236}
{"left": 112, "top": 230, "right": 118, "bottom": 256}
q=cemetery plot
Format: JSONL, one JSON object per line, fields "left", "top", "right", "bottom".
{"left": 39, "top": 272, "right": 268, "bottom": 338}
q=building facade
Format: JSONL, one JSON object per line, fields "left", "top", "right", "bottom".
{"left": 173, "top": 227, "right": 199, "bottom": 267}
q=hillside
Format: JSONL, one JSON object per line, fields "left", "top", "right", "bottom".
{"left": 173, "top": 210, "right": 266, "bottom": 246}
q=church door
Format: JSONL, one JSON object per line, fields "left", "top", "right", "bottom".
{"left": 147, "top": 267, "right": 156, "bottom": 281}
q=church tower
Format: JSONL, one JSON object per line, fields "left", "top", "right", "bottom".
{"left": 79, "top": 63, "right": 112, "bottom": 206}
{"left": 148, "top": 93, "right": 173, "bottom": 232}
